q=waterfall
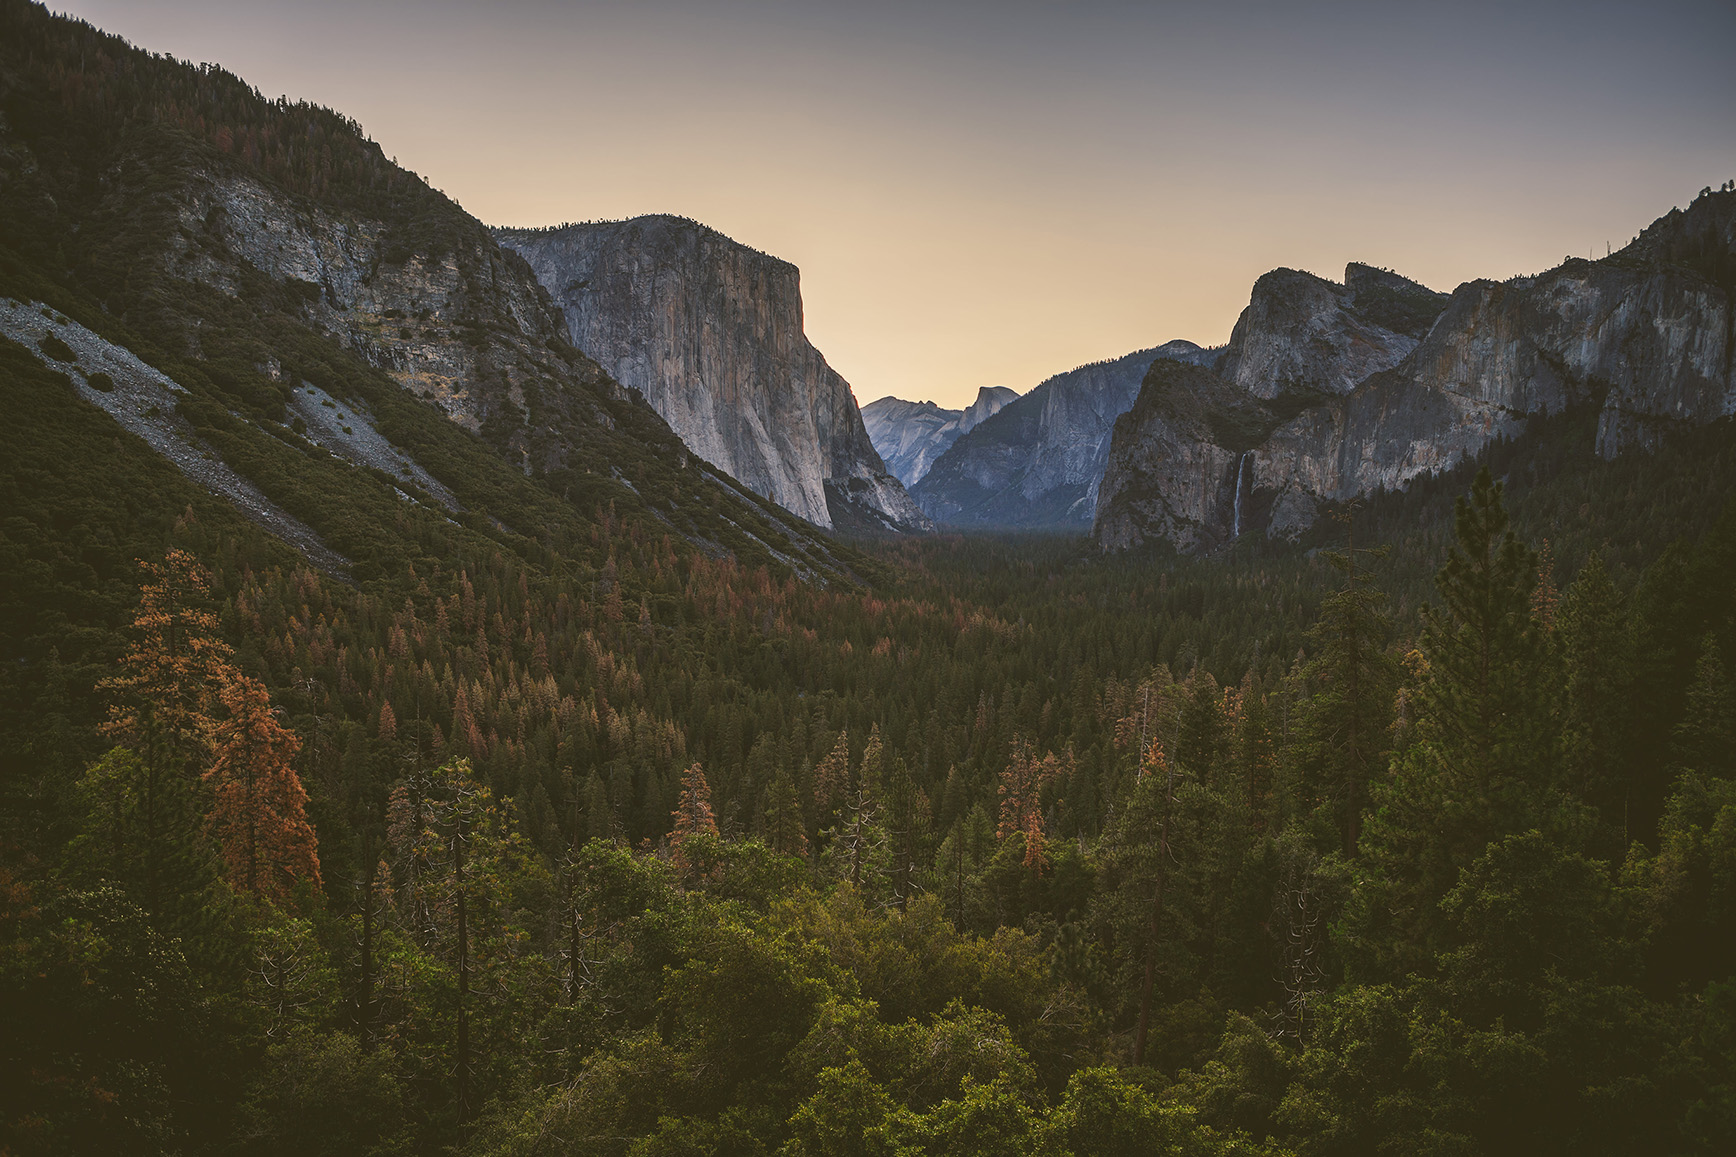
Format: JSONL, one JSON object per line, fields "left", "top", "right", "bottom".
{"left": 1232, "top": 451, "right": 1252, "bottom": 540}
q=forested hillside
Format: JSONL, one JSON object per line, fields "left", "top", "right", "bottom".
{"left": 7, "top": 339, "right": 1736, "bottom": 1153}
{"left": 2, "top": 2, "right": 1735, "bottom": 1155}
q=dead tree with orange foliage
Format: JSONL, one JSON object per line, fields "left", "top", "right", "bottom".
{"left": 97, "top": 548, "right": 236, "bottom": 910}
{"left": 670, "top": 762, "right": 719, "bottom": 853}
{"left": 206, "top": 672, "right": 323, "bottom": 904}
{"left": 997, "top": 736, "right": 1069, "bottom": 871}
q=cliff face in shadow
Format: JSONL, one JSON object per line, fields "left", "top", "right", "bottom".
{"left": 862, "top": 385, "right": 1019, "bottom": 488}
{"left": 497, "top": 216, "right": 930, "bottom": 533}
{"left": 912, "top": 341, "right": 1215, "bottom": 528}
{"left": 1095, "top": 192, "right": 1736, "bottom": 553}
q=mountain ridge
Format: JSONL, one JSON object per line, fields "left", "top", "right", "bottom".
{"left": 1095, "top": 193, "right": 1736, "bottom": 553}
{"left": 861, "top": 384, "right": 1019, "bottom": 488}
{"left": 0, "top": 0, "right": 868, "bottom": 583}
{"left": 911, "top": 339, "right": 1216, "bottom": 528}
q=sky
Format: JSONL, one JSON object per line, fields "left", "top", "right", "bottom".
{"left": 54, "top": 0, "right": 1736, "bottom": 410}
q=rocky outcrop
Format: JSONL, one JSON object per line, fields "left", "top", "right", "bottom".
{"left": 1, "top": 296, "right": 351, "bottom": 574}
{"left": 862, "top": 385, "right": 1018, "bottom": 487}
{"left": 165, "top": 169, "right": 649, "bottom": 487}
{"left": 958, "top": 384, "right": 1020, "bottom": 436}
{"left": 496, "top": 216, "right": 930, "bottom": 533}
{"left": 1095, "top": 191, "right": 1736, "bottom": 553}
{"left": 913, "top": 341, "right": 1213, "bottom": 527}
{"left": 1216, "top": 266, "right": 1442, "bottom": 401}
{"left": 1093, "top": 360, "right": 1281, "bottom": 553}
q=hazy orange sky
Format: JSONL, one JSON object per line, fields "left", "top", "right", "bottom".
{"left": 57, "top": 0, "right": 1736, "bottom": 410}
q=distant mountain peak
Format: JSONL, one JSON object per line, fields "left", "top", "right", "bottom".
{"left": 910, "top": 343, "right": 1216, "bottom": 529}
{"left": 862, "top": 385, "right": 1020, "bottom": 489}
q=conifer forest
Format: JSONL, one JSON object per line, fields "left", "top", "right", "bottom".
{"left": 2, "top": 2, "right": 1734, "bottom": 1154}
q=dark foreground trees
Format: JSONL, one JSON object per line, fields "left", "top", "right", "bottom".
{"left": 4, "top": 471, "right": 1735, "bottom": 1155}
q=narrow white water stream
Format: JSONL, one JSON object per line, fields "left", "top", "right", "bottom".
{"left": 1231, "top": 450, "right": 1252, "bottom": 538}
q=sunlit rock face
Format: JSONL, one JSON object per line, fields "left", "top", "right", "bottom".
{"left": 912, "top": 341, "right": 1215, "bottom": 528}
{"left": 1094, "top": 190, "right": 1736, "bottom": 553}
{"left": 497, "top": 215, "right": 930, "bottom": 533}
{"left": 862, "top": 386, "right": 1019, "bottom": 488}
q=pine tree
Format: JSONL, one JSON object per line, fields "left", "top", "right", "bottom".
{"left": 827, "top": 733, "right": 887, "bottom": 892}
{"left": 1175, "top": 670, "right": 1228, "bottom": 784}
{"left": 101, "top": 549, "right": 236, "bottom": 763}
{"left": 393, "top": 760, "right": 544, "bottom": 1123}
{"left": 936, "top": 805, "right": 995, "bottom": 929}
{"left": 1671, "top": 635, "right": 1736, "bottom": 781}
{"left": 582, "top": 772, "right": 613, "bottom": 843}
{"left": 205, "top": 672, "right": 322, "bottom": 904}
{"left": 1291, "top": 523, "right": 1396, "bottom": 856}
{"left": 1127, "top": 738, "right": 1177, "bottom": 1066}
{"left": 1357, "top": 469, "right": 1552, "bottom": 969}
{"left": 1415, "top": 468, "right": 1552, "bottom": 842}
{"left": 1555, "top": 553, "right": 1634, "bottom": 853}
{"left": 858, "top": 724, "right": 884, "bottom": 801}
{"left": 808, "top": 726, "right": 850, "bottom": 816}
{"left": 884, "top": 756, "right": 928, "bottom": 907}
{"left": 96, "top": 549, "right": 237, "bottom": 913}
{"left": 763, "top": 765, "right": 808, "bottom": 858}
{"left": 997, "top": 737, "right": 1064, "bottom": 871}
{"left": 1233, "top": 673, "right": 1277, "bottom": 833}
{"left": 670, "top": 762, "right": 719, "bottom": 853}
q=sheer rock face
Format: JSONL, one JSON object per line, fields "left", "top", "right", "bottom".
{"left": 1092, "top": 361, "right": 1265, "bottom": 553}
{"left": 912, "top": 341, "right": 1214, "bottom": 527}
{"left": 862, "top": 385, "right": 1019, "bottom": 488}
{"left": 1095, "top": 191, "right": 1736, "bottom": 553}
{"left": 496, "top": 216, "right": 930, "bottom": 532}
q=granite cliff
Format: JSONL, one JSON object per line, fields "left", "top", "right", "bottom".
{"left": 1095, "top": 190, "right": 1736, "bottom": 553}
{"left": 1216, "top": 263, "right": 1443, "bottom": 401}
{"left": 0, "top": 1, "right": 861, "bottom": 582}
{"left": 912, "top": 341, "right": 1214, "bottom": 527}
{"left": 174, "top": 171, "right": 629, "bottom": 473}
{"left": 862, "top": 385, "right": 1019, "bottom": 487}
{"left": 496, "top": 216, "right": 930, "bottom": 534}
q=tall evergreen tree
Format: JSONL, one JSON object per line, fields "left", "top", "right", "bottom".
{"left": 95, "top": 549, "right": 237, "bottom": 916}
{"left": 1290, "top": 527, "right": 1396, "bottom": 856}
{"left": 670, "top": 762, "right": 719, "bottom": 852}
{"left": 1411, "top": 467, "right": 1552, "bottom": 838}
{"left": 1357, "top": 469, "right": 1551, "bottom": 971}
{"left": 763, "top": 765, "right": 808, "bottom": 858}
{"left": 884, "top": 755, "right": 927, "bottom": 908}
{"left": 1175, "top": 670, "right": 1228, "bottom": 785}
{"left": 1671, "top": 635, "right": 1736, "bottom": 782}
{"left": 1555, "top": 553, "right": 1635, "bottom": 855}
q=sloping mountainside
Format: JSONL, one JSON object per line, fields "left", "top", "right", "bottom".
{"left": 1096, "top": 200, "right": 1736, "bottom": 552}
{"left": 9, "top": 8, "right": 1736, "bottom": 1156}
{"left": 862, "top": 384, "right": 1018, "bottom": 487}
{"left": 0, "top": 1, "right": 859, "bottom": 584}
{"left": 495, "top": 216, "right": 931, "bottom": 534}
{"left": 912, "top": 340, "right": 1213, "bottom": 527}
